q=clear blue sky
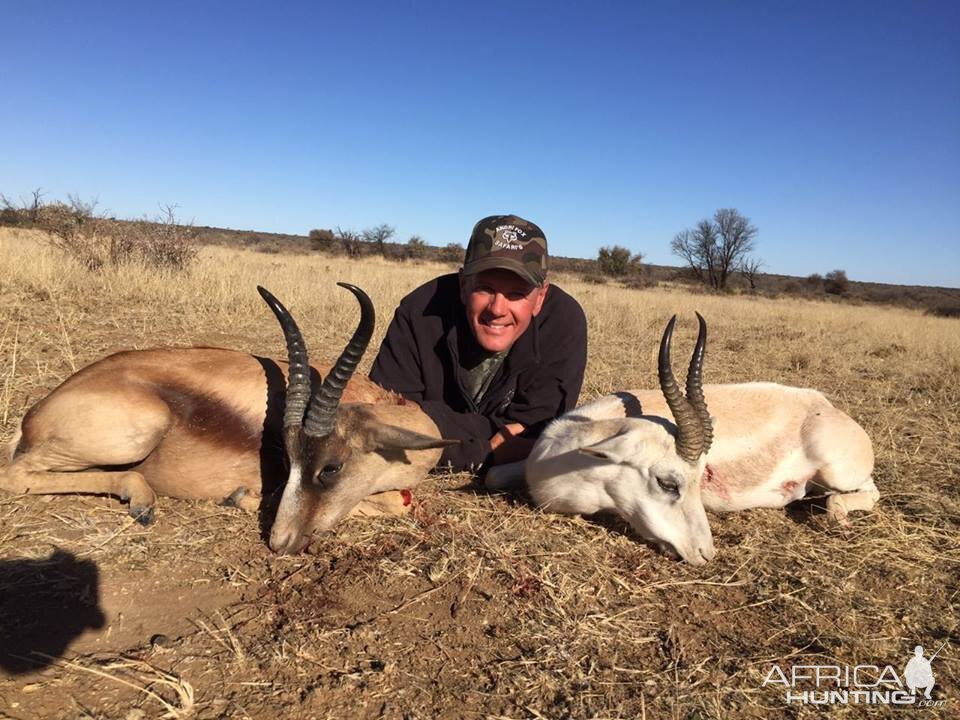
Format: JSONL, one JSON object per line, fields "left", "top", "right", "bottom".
{"left": 2, "top": 1, "right": 957, "bottom": 287}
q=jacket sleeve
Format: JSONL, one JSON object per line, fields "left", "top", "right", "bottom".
{"left": 499, "top": 296, "right": 587, "bottom": 436}
{"left": 369, "top": 305, "right": 496, "bottom": 471}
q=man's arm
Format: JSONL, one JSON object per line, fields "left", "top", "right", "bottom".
{"left": 489, "top": 422, "right": 531, "bottom": 464}
{"left": 485, "top": 291, "right": 587, "bottom": 465}
{"left": 496, "top": 292, "right": 588, "bottom": 437}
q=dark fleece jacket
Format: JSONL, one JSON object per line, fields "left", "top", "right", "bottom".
{"left": 369, "top": 273, "right": 587, "bottom": 470}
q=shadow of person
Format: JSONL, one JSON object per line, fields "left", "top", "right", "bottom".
{"left": 0, "top": 548, "right": 106, "bottom": 675}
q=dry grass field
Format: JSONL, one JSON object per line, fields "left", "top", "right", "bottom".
{"left": 1, "top": 227, "right": 958, "bottom": 719}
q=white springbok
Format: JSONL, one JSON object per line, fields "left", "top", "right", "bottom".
{"left": 2, "top": 284, "right": 455, "bottom": 554}
{"left": 486, "top": 314, "right": 877, "bottom": 565}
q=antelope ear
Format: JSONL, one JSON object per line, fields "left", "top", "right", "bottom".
{"left": 579, "top": 443, "right": 624, "bottom": 464}
{"left": 577, "top": 424, "right": 637, "bottom": 464}
{"left": 368, "top": 421, "right": 460, "bottom": 451}
{"left": 580, "top": 446, "right": 611, "bottom": 460}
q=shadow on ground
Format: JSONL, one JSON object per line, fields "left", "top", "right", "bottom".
{"left": 0, "top": 548, "right": 105, "bottom": 674}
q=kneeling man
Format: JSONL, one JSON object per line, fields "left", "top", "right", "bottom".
{"left": 370, "top": 214, "right": 587, "bottom": 471}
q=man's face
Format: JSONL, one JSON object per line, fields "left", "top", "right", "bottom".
{"left": 460, "top": 268, "right": 548, "bottom": 353}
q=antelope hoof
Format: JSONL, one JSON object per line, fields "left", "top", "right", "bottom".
{"left": 825, "top": 494, "right": 857, "bottom": 528}
{"left": 129, "top": 505, "right": 154, "bottom": 526}
{"left": 221, "top": 487, "right": 248, "bottom": 508}
{"left": 829, "top": 511, "right": 852, "bottom": 529}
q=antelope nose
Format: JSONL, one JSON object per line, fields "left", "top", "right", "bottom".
{"left": 269, "top": 529, "right": 306, "bottom": 555}
{"left": 699, "top": 543, "right": 716, "bottom": 563}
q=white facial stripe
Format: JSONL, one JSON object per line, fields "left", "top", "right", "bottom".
{"left": 268, "top": 463, "right": 309, "bottom": 552}
{"left": 274, "top": 465, "right": 304, "bottom": 523}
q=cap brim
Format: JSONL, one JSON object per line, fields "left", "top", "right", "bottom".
{"left": 461, "top": 257, "right": 544, "bottom": 286}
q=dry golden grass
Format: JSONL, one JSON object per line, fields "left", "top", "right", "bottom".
{"left": 0, "top": 227, "right": 958, "bottom": 718}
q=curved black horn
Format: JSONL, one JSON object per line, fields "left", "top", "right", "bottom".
{"left": 658, "top": 315, "right": 704, "bottom": 463}
{"left": 258, "top": 286, "right": 311, "bottom": 431}
{"left": 685, "top": 312, "right": 714, "bottom": 456}
{"left": 303, "top": 282, "right": 376, "bottom": 438}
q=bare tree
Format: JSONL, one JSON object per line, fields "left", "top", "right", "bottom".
{"left": 670, "top": 208, "right": 758, "bottom": 290}
{"left": 740, "top": 256, "right": 764, "bottom": 290}
{"left": 714, "top": 209, "right": 758, "bottom": 289}
{"left": 0, "top": 187, "right": 47, "bottom": 225}
{"left": 335, "top": 227, "right": 364, "bottom": 258}
{"left": 362, "top": 223, "right": 395, "bottom": 256}
{"left": 671, "top": 220, "right": 719, "bottom": 287}
{"left": 26, "top": 187, "right": 46, "bottom": 222}
{"left": 66, "top": 193, "right": 100, "bottom": 226}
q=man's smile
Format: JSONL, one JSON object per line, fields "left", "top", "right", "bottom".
{"left": 461, "top": 268, "right": 547, "bottom": 353}
{"left": 480, "top": 316, "right": 513, "bottom": 332}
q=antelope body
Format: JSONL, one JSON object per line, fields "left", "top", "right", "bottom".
{"left": 486, "top": 315, "right": 877, "bottom": 565}
{"left": 2, "top": 285, "right": 454, "bottom": 554}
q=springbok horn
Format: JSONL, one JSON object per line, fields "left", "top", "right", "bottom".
{"left": 658, "top": 315, "right": 704, "bottom": 463}
{"left": 303, "top": 282, "right": 375, "bottom": 438}
{"left": 685, "top": 312, "right": 714, "bottom": 456}
{"left": 257, "top": 286, "right": 312, "bottom": 433}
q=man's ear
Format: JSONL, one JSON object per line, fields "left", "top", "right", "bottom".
{"left": 459, "top": 269, "right": 469, "bottom": 305}
{"left": 531, "top": 281, "right": 549, "bottom": 317}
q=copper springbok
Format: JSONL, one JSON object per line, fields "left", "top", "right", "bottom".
{"left": 2, "top": 284, "right": 455, "bottom": 554}
{"left": 486, "top": 314, "right": 877, "bottom": 565}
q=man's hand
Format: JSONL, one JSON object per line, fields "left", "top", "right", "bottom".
{"left": 489, "top": 422, "right": 533, "bottom": 465}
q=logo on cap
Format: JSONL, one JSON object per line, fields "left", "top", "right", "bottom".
{"left": 463, "top": 214, "right": 548, "bottom": 286}
{"left": 494, "top": 224, "right": 526, "bottom": 250}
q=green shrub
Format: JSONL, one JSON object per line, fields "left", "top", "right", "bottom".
{"left": 405, "top": 236, "right": 428, "bottom": 260}
{"left": 0, "top": 207, "right": 19, "bottom": 226}
{"left": 308, "top": 228, "right": 336, "bottom": 252}
{"left": 440, "top": 242, "right": 465, "bottom": 264}
{"left": 824, "top": 269, "right": 849, "bottom": 295}
{"left": 621, "top": 275, "right": 657, "bottom": 290}
{"left": 926, "top": 303, "right": 960, "bottom": 318}
{"left": 36, "top": 199, "right": 198, "bottom": 272}
{"left": 581, "top": 273, "right": 608, "bottom": 285}
{"left": 597, "top": 245, "right": 643, "bottom": 277}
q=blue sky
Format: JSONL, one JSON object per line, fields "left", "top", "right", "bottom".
{"left": 2, "top": 1, "right": 957, "bottom": 287}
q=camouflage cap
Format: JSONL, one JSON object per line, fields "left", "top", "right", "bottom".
{"left": 462, "top": 214, "right": 548, "bottom": 287}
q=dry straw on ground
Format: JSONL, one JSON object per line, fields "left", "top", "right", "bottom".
{"left": 0, "top": 227, "right": 957, "bottom": 719}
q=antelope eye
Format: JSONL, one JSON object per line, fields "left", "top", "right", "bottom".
{"left": 321, "top": 463, "right": 343, "bottom": 477}
{"left": 657, "top": 476, "right": 679, "bottom": 495}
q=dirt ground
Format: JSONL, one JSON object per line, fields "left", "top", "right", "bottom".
{"left": 1, "top": 233, "right": 958, "bottom": 719}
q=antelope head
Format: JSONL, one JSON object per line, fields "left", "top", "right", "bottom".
{"left": 578, "top": 314, "right": 715, "bottom": 564}
{"left": 258, "top": 284, "right": 455, "bottom": 554}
